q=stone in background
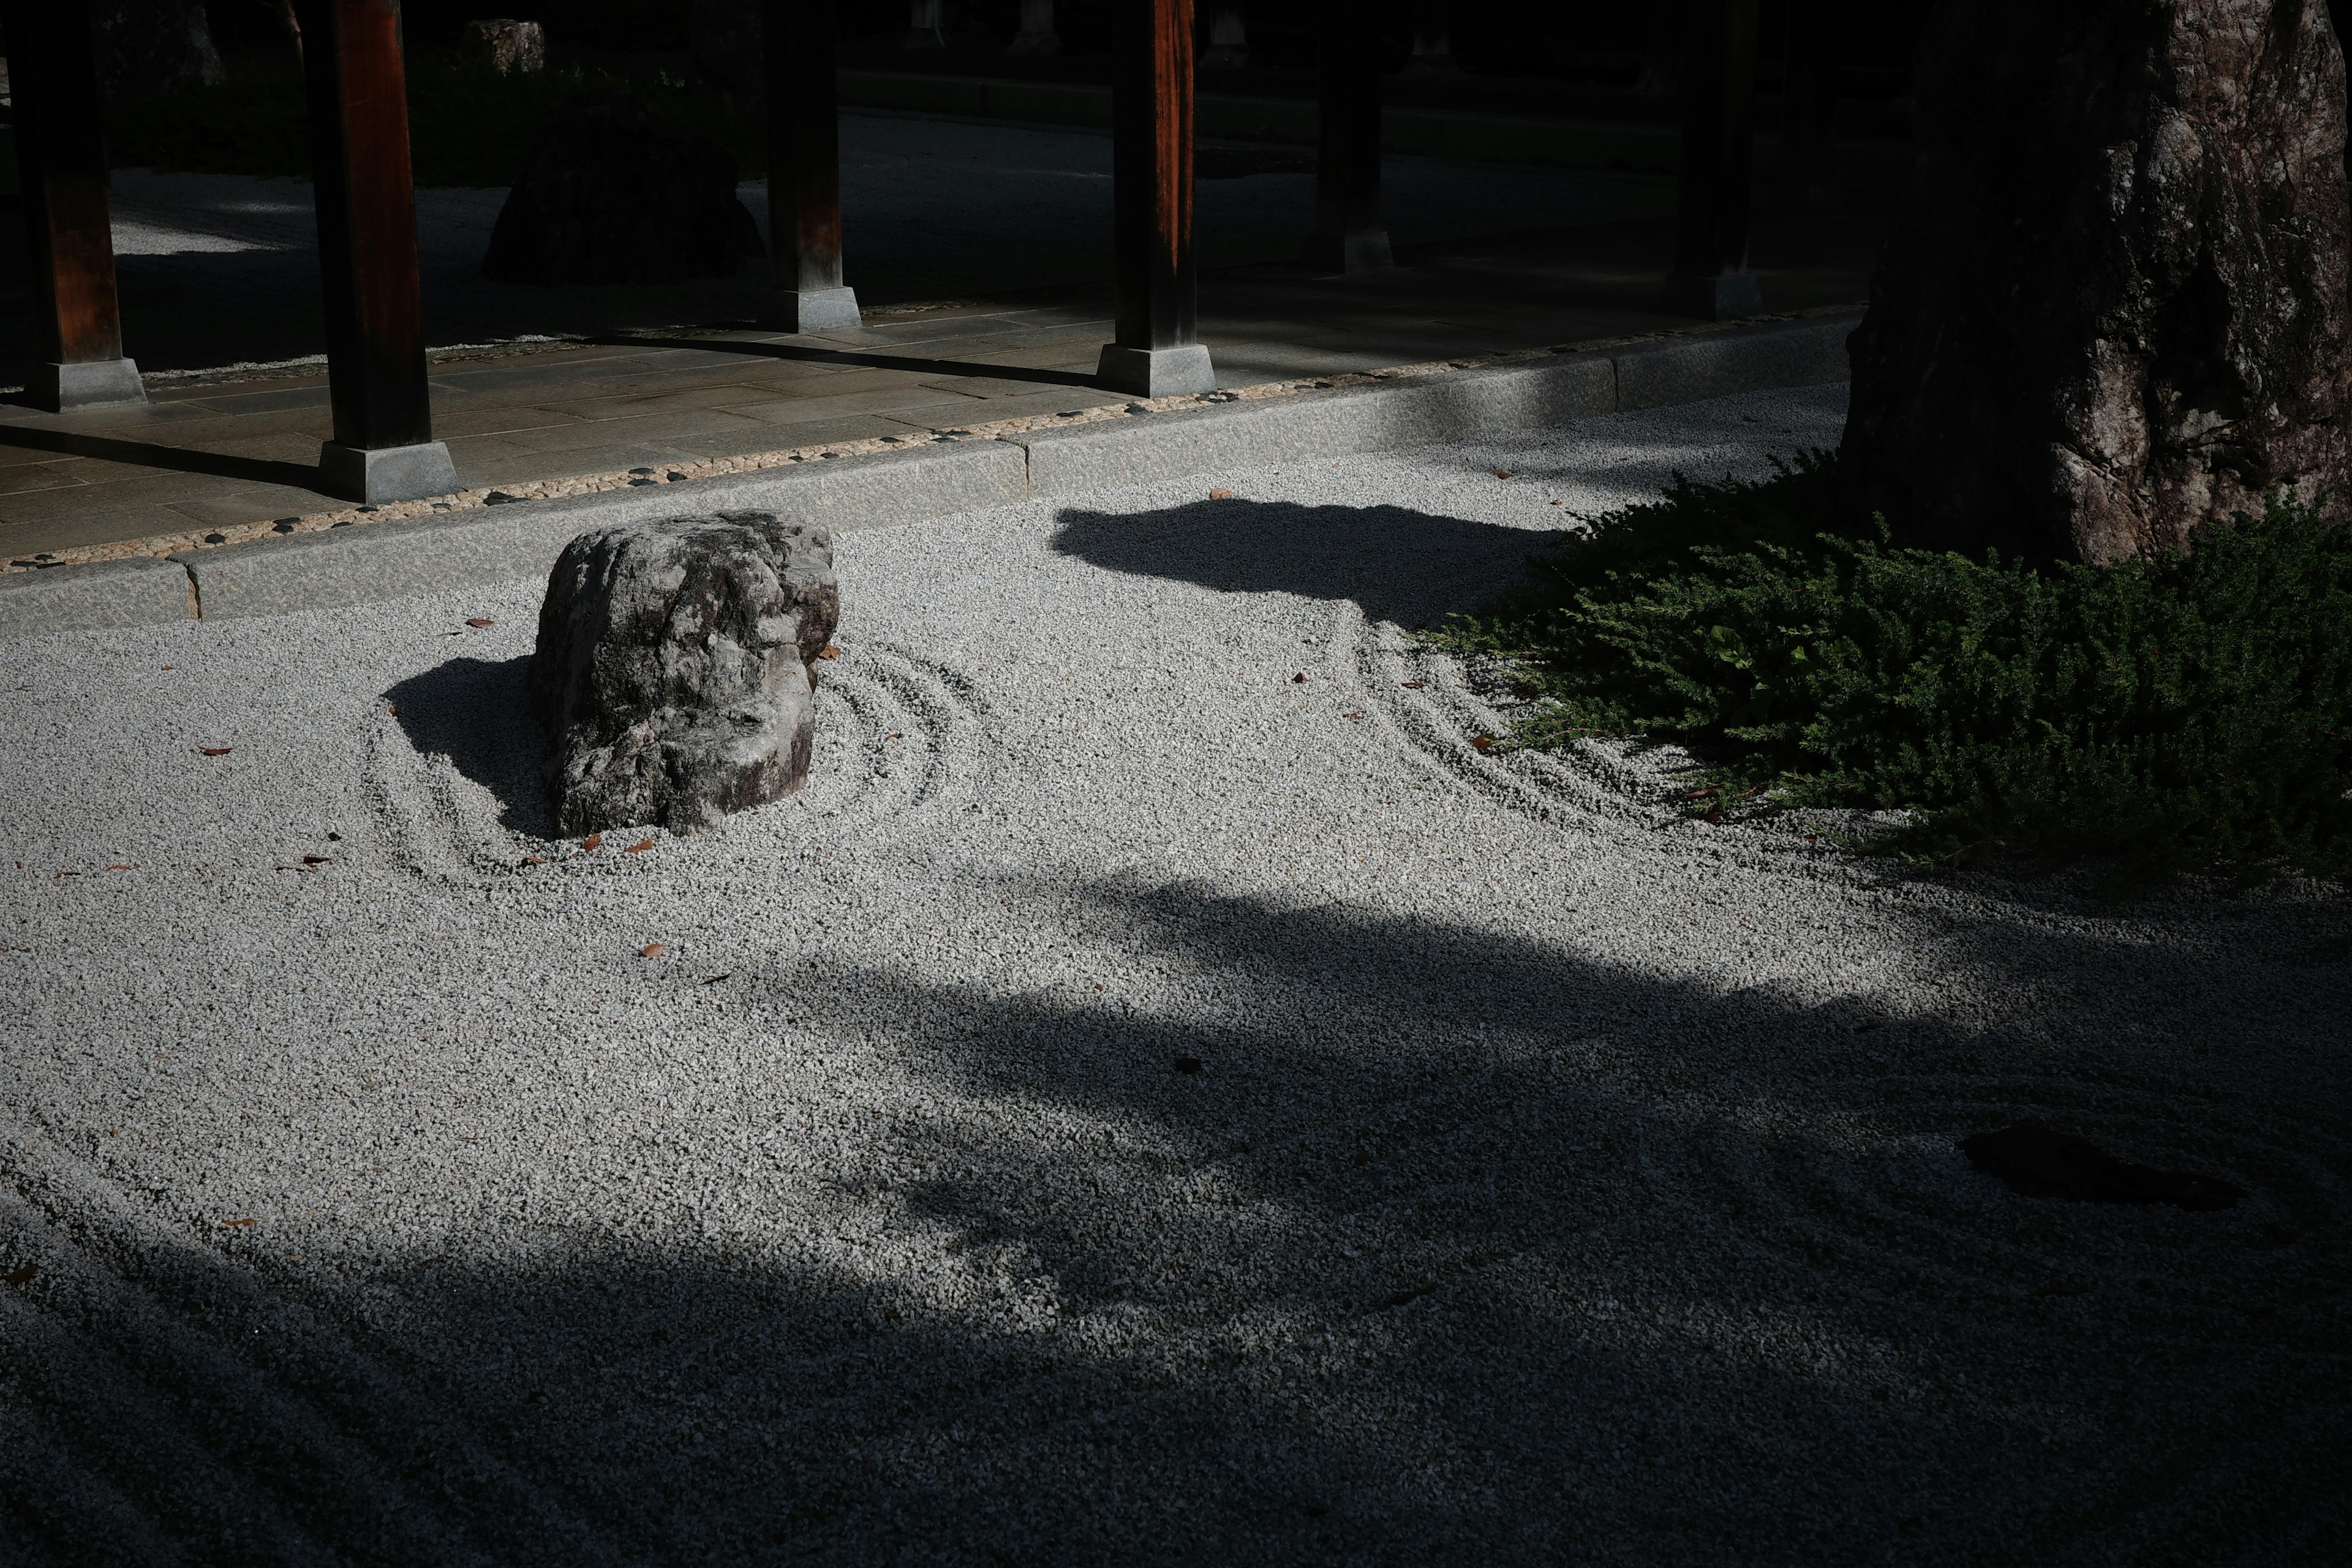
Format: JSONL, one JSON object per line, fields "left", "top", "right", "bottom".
{"left": 480, "top": 89, "right": 764, "bottom": 285}
{"left": 461, "top": 17, "right": 546, "bottom": 75}
{"left": 92, "top": 0, "right": 225, "bottom": 104}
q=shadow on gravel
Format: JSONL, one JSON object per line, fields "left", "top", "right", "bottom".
{"left": 7, "top": 882, "right": 2347, "bottom": 1564}
{"left": 382, "top": 654, "right": 553, "bottom": 834}
{"left": 1051, "top": 499, "right": 1555, "bottom": 627}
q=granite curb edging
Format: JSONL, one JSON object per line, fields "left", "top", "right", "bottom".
{"left": 0, "top": 309, "right": 1857, "bottom": 639}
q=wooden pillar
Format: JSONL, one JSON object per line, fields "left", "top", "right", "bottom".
{"left": 1781, "top": 0, "right": 1841, "bottom": 211}
{"left": 296, "top": 0, "right": 456, "bottom": 502}
{"left": 1403, "top": 0, "right": 1456, "bottom": 75}
{"left": 903, "top": 0, "right": 946, "bottom": 49}
{"left": 1665, "top": 0, "right": 1762, "bottom": 320}
{"left": 1306, "top": 0, "right": 1389, "bottom": 273}
{"left": 1009, "top": 0, "right": 1061, "bottom": 56}
{"left": 764, "top": 0, "right": 861, "bottom": 333}
{"left": 1, "top": 0, "right": 146, "bottom": 412}
{"left": 1203, "top": 4, "right": 1248, "bottom": 69}
{"left": 1099, "top": 0, "right": 1215, "bottom": 396}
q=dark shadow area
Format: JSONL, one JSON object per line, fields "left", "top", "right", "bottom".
{"left": 4, "top": 874, "right": 2346, "bottom": 1564}
{"left": 0, "top": 420, "right": 325, "bottom": 491}
{"left": 383, "top": 654, "right": 554, "bottom": 835}
{"left": 589, "top": 334, "right": 1104, "bottom": 391}
{"left": 1052, "top": 497, "right": 1558, "bottom": 627}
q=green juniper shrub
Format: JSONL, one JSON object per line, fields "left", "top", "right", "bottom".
{"left": 104, "top": 59, "right": 764, "bottom": 188}
{"left": 1433, "top": 453, "right": 2352, "bottom": 884}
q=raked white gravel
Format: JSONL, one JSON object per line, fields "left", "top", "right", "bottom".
{"left": 2, "top": 386, "right": 2346, "bottom": 1566}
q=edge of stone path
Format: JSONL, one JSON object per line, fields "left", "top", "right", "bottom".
{"left": 0, "top": 310, "right": 1856, "bottom": 639}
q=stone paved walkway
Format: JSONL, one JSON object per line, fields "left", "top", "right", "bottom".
{"left": 0, "top": 114, "right": 1885, "bottom": 564}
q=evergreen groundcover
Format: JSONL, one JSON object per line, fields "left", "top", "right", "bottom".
{"left": 1431, "top": 453, "right": 2352, "bottom": 886}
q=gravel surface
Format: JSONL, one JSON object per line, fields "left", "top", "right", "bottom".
{"left": 2, "top": 386, "right": 2346, "bottom": 1566}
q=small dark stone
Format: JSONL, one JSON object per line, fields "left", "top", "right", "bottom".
{"left": 530, "top": 511, "right": 838, "bottom": 834}
{"left": 1174, "top": 1057, "right": 1204, "bottom": 1074}
{"left": 485, "top": 492, "right": 519, "bottom": 505}
{"left": 481, "top": 91, "right": 765, "bottom": 287}
{"left": 271, "top": 521, "right": 295, "bottom": 533}
{"left": 1958, "top": 1121, "right": 2244, "bottom": 1211}
{"left": 628, "top": 478, "right": 657, "bottom": 487}
{"left": 202, "top": 533, "right": 226, "bottom": 544}
{"left": 666, "top": 472, "right": 688, "bottom": 481}
{"left": 331, "top": 519, "right": 352, "bottom": 527}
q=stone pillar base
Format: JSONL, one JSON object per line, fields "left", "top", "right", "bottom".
{"left": 1304, "top": 230, "right": 1393, "bottom": 274}
{"left": 32, "top": 358, "right": 146, "bottom": 413}
{"left": 318, "top": 440, "right": 459, "bottom": 504}
{"left": 1665, "top": 271, "right": 1764, "bottom": 321}
{"left": 767, "top": 287, "right": 862, "bottom": 334}
{"left": 1097, "top": 343, "right": 1217, "bottom": 398}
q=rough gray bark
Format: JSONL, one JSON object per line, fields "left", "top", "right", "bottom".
{"left": 481, "top": 91, "right": 765, "bottom": 286}
{"left": 1839, "top": 0, "right": 2352, "bottom": 564}
{"left": 530, "top": 514, "right": 839, "bottom": 835}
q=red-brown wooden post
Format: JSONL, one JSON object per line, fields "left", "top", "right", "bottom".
{"left": 1099, "top": 0, "right": 1214, "bottom": 396}
{"left": 1306, "top": 0, "right": 1389, "bottom": 273}
{"left": 764, "top": 0, "right": 861, "bottom": 333}
{"left": 1665, "top": 0, "right": 1762, "bottom": 319}
{"left": 2, "top": 0, "right": 146, "bottom": 411}
{"left": 295, "top": 0, "right": 456, "bottom": 501}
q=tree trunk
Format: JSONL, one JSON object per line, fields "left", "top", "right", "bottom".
{"left": 1838, "top": 0, "right": 2352, "bottom": 565}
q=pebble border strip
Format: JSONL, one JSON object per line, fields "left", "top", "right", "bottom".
{"left": 1, "top": 309, "right": 1840, "bottom": 578}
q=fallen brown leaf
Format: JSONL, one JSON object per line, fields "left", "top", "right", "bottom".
{"left": 465, "top": 618, "right": 495, "bottom": 628}
{"left": 160, "top": 665, "right": 174, "bottom": 671}
{"left": 1292, "top": 673, "right": 1310, "bottom": 684}
{"left": 1209, "top": 488, "right": 1235, "bottom": 499}
{"left": 2, "top": 1264, "right": 37, "bottom": 1286}
{"left": 1343, "top": 711, "right": 1365, "bottom": 719}
{"left": 198, "top": 747, "right": 232, "bottom": 756}
{"left": 1400, "top": 680, "right": 1427, "bottom": 689}
{"left": 524, "top": 854, "right": 546, "bottom": 864}
{"left": 702, "top": 973, "right": 732, "bottom": 985}
{"left": 818, "top": 645, "right": 841, "bottom": 660}
{"left": 222, "top": 1218, "right": 255, "bottom": 1227}
{"left": 624, "top": 839, "right": 654, "bottom": 854}
{"left": 104, "top": 864, "right": 132, "bottom": 871}
{"left": 386, "top": 705, "right": 398, "bottom": 717}
{"left": 642, "top": 942, "right": 667, "bottom": 958}
{"left": 581, "top": 833, "right": 603, "bottom": 851}
{"left": 1493, "top": 469, "right": 1513, "bottom": 478}
{"left": 1470, "top": 734, "right": 1496, "bottom": 752}
{"left": 301, "top": 855, "right": 331, "bottom": 866}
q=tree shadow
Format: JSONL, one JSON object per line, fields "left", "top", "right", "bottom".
{"left": 7, "top": 881, "right": 2346, "bottom": 1562}
{"left": 382, "top": 654, "right": 553, "bottom": 835}
{"left": 1051, "top": 498, "right": 1558, "bottom": 627}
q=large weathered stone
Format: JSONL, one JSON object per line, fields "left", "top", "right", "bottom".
{"left": 92, "top": 1, "right": 225, "bottom": 104}
{"left": 1839, "top": 0, "right": 2352, "bottom": 564}
{"left": 481, "top": 91, "right": 765, "bottom": 287}
{"left": 529, "top": 514, "right": 839, "bottom": 835}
